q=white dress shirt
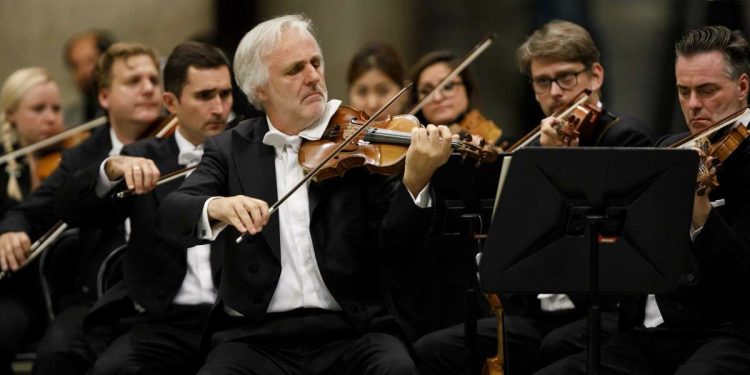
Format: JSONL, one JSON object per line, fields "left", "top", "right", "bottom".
{"left": 198, "top": 99, "right": 431, "bottom": 315}
{"left": 95, "top": 128, "right": 217, "bottom": 306}
{"left": 171, "top": 128, "right": 217, "bottom": 305}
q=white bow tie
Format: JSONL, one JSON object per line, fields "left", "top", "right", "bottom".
{"left": 178, "top": 148, "right": 203, "bottom": 166}
{"left": 263, "top": 132, "right": 302, "bottom": 153}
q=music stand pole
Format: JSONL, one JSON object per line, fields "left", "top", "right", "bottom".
{"left": 460, "top": 213, "right": 481, "bottom": 375}
{"left": 587, "top": 217, "right": 602, "bottom": 375}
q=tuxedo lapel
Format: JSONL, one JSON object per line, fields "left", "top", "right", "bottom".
{"left": 232, "top": 120, "right": 281, "bottom": 261}
{"left": 209, "top": 241, "right": 223, "bottom": 285}
{"left": 308, "top": 179, "right": 323, "bottom": 218}
{"left": 153, "top": 136, "right": 183, "bottom": 204}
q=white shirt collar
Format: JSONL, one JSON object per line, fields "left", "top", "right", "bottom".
{"left": 109, "top": 128, "right": 124, "bottom": 156}
{"left": 174, "top": 127, "right": 203, "bottom": 153}
{"left": 263, "top": 99, "right": 341, "bottom": 151}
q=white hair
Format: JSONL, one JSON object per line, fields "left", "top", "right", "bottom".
{"left": 234, "top": 14, "right": 316, "bottom": 110}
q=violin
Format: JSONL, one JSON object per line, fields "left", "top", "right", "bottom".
{"left": 670, "top": 107, "right": 750, "bottom": 195}
{"left": 482, "top": 293, "right": 505, "bottom": 375}
{"left": 236, "top": 85, "right": 494, "bottom": 243}
{"left": 299, "top": 105, "right": 498, "bottom": 180}
{"left": 695, "top": 118, "right": 749, "bottom": 195}
{"left": 505, "top": 90, "right": 594, "bottom": 152}
{"left": 551, "top": 90, "right": 602, "bottom": 147}
{"left": 32, "top": 129, "right": 92, "bottom": 182}
{"left": 449, "top": 109, "right": 503, "bottom": 148}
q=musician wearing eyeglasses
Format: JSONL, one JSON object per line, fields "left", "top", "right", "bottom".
{"left": 538, "top": 24, "right": 750, "bottom": 375}
{"left": 410, "top": 50, "right": 506, "bottom": 148}
{"left": 413, "top": 20, "right": 653, "bottom": 375}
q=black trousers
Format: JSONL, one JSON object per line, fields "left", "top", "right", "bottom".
{"left": 90, "top": 303, "right": 211, "bottom": 375}
{"left": 0, "top": 268, "right": 47, "bottom": 375}
{"left": 33, "top": 303, "right": 96, "bottom": 375}
{"left": 412, "top": 311, "right": 618, "bottom": 375}
{"left": 536, "top": 326, "right": 750, "bottom": 375}
{"left": 198, "top": 308, "right": 417, "bottom": 375}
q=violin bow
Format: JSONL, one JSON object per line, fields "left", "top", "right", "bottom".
{"left": 670, "top": 106, "right": 750, "bottom": 149}
{"left": 0, "top": 221, "right": 68, "bottom": 281}
{"left": 0, "top": 114, "right": 186, "bottom": 279}
{"left": 155, "top": 116, "right": 180, "bottom": 139}
{"left": 408, "top": 34, "right": 496, "bottom": 116}
{"left": 235, "top": 84, "right": 412, "bottom": 244}
{"left": 115, "top": 165, "right": 197, "bottom": 198}
{"left": 0, "top": 116, "right": 107, "bottom": 166}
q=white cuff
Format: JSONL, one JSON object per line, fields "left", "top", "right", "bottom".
{"left": 537, "top": 293, "right": 575, "bottom": 311}
{"left": 408, "top": 183, "right": 432, "bottom": 208}
{"left": 96, "top": 157, "right": 122, "bottom": 198}
{"left": 199, "top": 197, "right": 227, "bottom": 240}
{"left": 690, "top": 225, "right": 703, "bottom": 242}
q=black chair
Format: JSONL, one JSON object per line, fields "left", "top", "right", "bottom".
{"left": 38, "top": 228, "right": 81, "bottom": 319}
{"left": 96, "top": 244, "right": 126, "bottom": 298}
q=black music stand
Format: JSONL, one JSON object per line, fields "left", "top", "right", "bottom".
{"left": 432, "top": 154, "right": 502, "bottom": 375}
{"left": 479, "top": 148, "right": 697, "bottom": 375}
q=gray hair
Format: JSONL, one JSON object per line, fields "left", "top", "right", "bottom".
{"left": 234, "top": 14, "right": 316, "bottom": 110}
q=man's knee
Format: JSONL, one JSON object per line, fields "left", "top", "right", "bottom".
{"left": 357, "top": 333, "right": 417, "bottom": 375}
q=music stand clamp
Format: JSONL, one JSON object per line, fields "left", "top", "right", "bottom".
{"left": 480, "top": 148, "right": 697, "bottom": 375}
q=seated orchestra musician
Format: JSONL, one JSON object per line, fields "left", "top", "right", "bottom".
{"left": 0, "top": 67, "right": 65, "bottom": 375}
{"left": 0, "top": 42, "right": 163, "bottom": 375}
{"left": 410, "top": 49, "right": 506, "bottom": 147}
{"left": 157, "top": 14, "right": 453, "bottom": 375}
{"left": 538, "top": 24, "right": 750, "bottom": 375}
{"left": 346, "top": 41, "right": 408, "bottom": 120}
{"left": 63, "top": 29, "right": 116, "bottom": 124}
{"left": 412, "top": 20, "right": 654, "bottom": 375}
{"left": 2, "top": 11, "right": 750, "bottom": 375}
{"left": 54, "top": 41, "right": 232, "bottom": 375}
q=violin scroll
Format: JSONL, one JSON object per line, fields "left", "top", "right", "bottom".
{"left": 454, "top": 132, "right": 499, "bottom": 166}
{"left": 553, "top": 103, "right": 601, "bottom": 147}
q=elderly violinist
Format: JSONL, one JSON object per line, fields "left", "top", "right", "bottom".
{"left": 537, "top": 25, "right": 750, "bottom": 375}
{"left": 157, "top": 14, "right": 452, "bottom": 375}
{"left": 0, "top": 42, "right": 163, "bottom": 375}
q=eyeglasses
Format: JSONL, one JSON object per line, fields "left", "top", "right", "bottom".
{"left": 417, "top": 80, "right": 464, "bottom": 100}
{"left": 530, "top": 68, "right": 588, "bottom": 93}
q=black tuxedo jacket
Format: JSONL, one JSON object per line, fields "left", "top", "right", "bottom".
{"left": 56, "top": 135, "right": 221, "bottom": 319}
{"left": 580, "top": 109, "right": 654, "bottom": 147}
{"left": 158, "top": 116, "right": 434, "bottom": 334}
{"left": 618, "top": 133, "right": 750, "bottom": 336}
{"left": 0, "top": 125, "right": 124, "bottom": 307}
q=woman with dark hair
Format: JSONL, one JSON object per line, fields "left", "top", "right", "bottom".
{"left": 410, "top": 50, "right": 504, "bottom": 146}
{"left": 347, "top": 42, "right": 408, "bottom": 119}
